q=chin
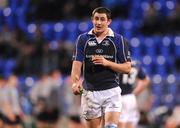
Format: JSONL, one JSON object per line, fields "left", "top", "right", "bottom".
{"left": 95, "top": 29, "right": 103, "bottom": 33}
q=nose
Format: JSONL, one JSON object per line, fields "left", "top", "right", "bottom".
{"left": 96, "top": 19, "right": 101, "bottom": 25}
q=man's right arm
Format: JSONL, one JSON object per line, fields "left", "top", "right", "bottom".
{"left": 71, "top": 61, "right": 82, "bottom": 95}
{"left": 132, "top": 65, "right": 150, "bottom": 96}
{"left": 71, "top": 34, "right": 84, "bottom": 95}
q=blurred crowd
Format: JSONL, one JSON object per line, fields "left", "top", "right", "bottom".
{"left": 26, "top": 0, "right": 180, "bottom": 34}
{"left": 0, "top": 24, "right": 72, "bottom": 76}
{"left": 0, "top": 71, "right": 84, "bottom": 128}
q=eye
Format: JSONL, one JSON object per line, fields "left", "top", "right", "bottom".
{"left": 95, "top": 17, "right": 99, "bottom": 20}
{"left": 100, "top": 17, "right": 106, "bottom": 21}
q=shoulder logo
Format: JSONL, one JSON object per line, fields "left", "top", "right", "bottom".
{"left": 102, "top": 40, "right": 110, "bottom": 46}
{"left": 88, "top": 41, "right": 97, "bottom": 46}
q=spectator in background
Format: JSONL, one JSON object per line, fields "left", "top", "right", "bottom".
{"left": 67, "top": 115, "right": 85, "bottom": 128}
{"left": 63, "top": 75, "right": 82, "bottom": 116}
{"left": 58, "top": 44, "right": 73, "bottom": 75}
{"left": 62, "top": 1, "right": 75, "bottom": 20}
{"left": 0, "top": 25, "right": 19, "bottom": 59}
{"left": 0, "top": 0, "right": 7, "bottom": 8}
{"left": 164, "top": 106, "right": 180, "bottom": 128}
{"left": 0, "top": 75, "right": 7, "bottom": 128}
{"left": 74, "top": 0, "right": 100, "bottom": 20}
{"left": 166, "top": 0, "right": 180, "bottom": 34}
{"left": 118, "top": 60, "right": 150, "bottom": 128}
{"left": 0, "top": 74, "right": 23, "bottom": 128}
{"left": 175, "top": 58, "right": 180, "bottom": 72}
{"left": 29, "top": 71, "right": 63, "bottom": 128}
{"left": 140, "top": 3, "right": 163, "bottom": 35}
{"left": 49, "top": 69, "right": 65, "bottom": 115}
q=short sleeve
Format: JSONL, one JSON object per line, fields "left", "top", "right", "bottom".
{"left": 116, "top": 35, "right": 131, "bottom": 63}
{"left": 123, "top": 38, "right": 131, "bottom": 62}
{"left": 137, "top": 67, "right": 146, "bottom": 79}
{"left": 72, "top": 35, "right": 85, "bottom": 62}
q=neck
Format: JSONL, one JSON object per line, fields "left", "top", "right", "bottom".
{"left": 93, "top": 28, "right": 109, "bottom": 38}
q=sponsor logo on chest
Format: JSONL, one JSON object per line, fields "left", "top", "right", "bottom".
{"left": 95, "top": 49, "right": 103, "bottom": 53}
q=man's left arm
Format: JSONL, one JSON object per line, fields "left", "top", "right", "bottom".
{"left": 92, "top": 56, "right": 131, "bottom": 74}
{"left": 92, "top": 35, "right": 131, "bottom": 73}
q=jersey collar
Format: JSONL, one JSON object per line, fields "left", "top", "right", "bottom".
{"left": 87, "top": 28, "right": 114, "bottom": 37}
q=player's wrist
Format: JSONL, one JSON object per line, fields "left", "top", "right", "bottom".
{"left": 104, "top": 60, "right": 108, "bottom": 67}
{"left": 105, "top": 60, "right": 111, "bottom": 67}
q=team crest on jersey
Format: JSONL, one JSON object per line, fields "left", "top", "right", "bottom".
{"left": 95, "top": 49, "right": 103, "bottom": 53}
{"left": 88, "top": 41, "right": 97, "bottom": 46}
{"left": 102, "top": 40, "right": 110, "bottom": 46}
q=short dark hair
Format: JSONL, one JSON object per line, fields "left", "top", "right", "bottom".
{"left": 92, "top": 7, "right": 111, "bottom": 19}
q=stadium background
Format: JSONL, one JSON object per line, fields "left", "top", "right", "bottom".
{"left": 0, "top": 0, "right": 180, "bottom": 127}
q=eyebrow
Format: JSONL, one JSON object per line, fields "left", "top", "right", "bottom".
{"left": 94, "top": 16, "right": 106, "bottom": 19}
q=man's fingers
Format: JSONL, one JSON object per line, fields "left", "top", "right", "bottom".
{"left": 92, "top": 58, "right": 103, "bottom": 64}
{"left": 72, "top": 83, "right": 82, "bottom": 95}
{"left": 92, "top": 55, "right": 102, "bottom": 61}
{"left": 73, "top": 91, "right": 80, "bottom": 95}
{"left": 73, "top": 89, "right": 81, "bottom": 95}
{"left": 73, "top": 87, "right": 79, "bottom": 94}
{"left": 93, "top": 62, "right": 102, "bottom": 65}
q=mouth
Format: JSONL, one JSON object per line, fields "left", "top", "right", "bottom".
{"left": 96, "top": 26, "right": 102, "bottom": 30}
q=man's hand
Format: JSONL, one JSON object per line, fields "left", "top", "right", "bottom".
{"left": 72, "top": 82, "right": 83, "bottom": 95}
{"left": 71, "top": 61, "right": 83, "bottom": 95}
{"left": 92, "top": 55, "right": 109, "bottom": 66}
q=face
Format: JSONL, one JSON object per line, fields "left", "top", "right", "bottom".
{"left": 92, "top": 12, "right": 111, "bottom": 34}
{"left": 8, "top": 75, "right": 18, "bottom": 87}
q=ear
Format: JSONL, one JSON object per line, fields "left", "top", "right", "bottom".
{"left": 107, "top": 19, "right": 112, "bottom": 25}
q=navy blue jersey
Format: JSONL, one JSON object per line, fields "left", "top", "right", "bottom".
{"left": 72, "top": 28, "right": 131, "bottom": 91}
{"left": 119, "top": 60, "right": 147, "bottom": 95}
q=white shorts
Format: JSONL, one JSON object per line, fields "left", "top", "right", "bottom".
{"left": 81, "top": 86, "right": 122, "bottom": 119}
{"left": 119, "top": 94, "right": 140, "bottom": 125}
